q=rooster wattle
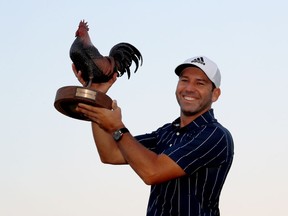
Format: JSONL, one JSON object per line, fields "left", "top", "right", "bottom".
{"left": 70, "top": 20, "right": 143, "bottom": 87}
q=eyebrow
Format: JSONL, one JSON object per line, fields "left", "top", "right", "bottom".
{"left": 196, "top": 78, "right": 209, "bottom": 83}
{"left": 180, "top": 76, "right": 209, "bottom": 82}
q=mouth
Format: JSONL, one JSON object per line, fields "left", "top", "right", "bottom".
{"left": 183, "top": 95, "right": 197, "bottom": 101}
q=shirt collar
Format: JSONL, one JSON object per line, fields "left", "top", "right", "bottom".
{"left": 172, "top": 109, "right": 217, "bottom": 131}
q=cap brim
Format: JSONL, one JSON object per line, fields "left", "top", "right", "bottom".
{"left": 175, "top": 63, "right": 199, "bottom": 76}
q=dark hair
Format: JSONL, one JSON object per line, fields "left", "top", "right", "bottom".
{"left": 212, "top": 83, "right": 216, "bottom": 91}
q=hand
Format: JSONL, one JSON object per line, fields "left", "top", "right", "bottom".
{"left": 72, "top": 64, "right": 117, "bottom": 93}
{"left": 76, "top": 100, "right": 125, "bottom": 133}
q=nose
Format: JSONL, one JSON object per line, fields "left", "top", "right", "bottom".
{"left": 184, "top": 82, "right": 197, "bottom": 92}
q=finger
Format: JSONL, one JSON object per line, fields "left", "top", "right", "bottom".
{"left": 72, "top": 64, "right": 86, "bottom": 86}
{"left": 77, "top": 103, "right": 103, "bottom": 117}
{"left": 112, "top": 100, "right": 118, "bottom": 110}
{"left": 76, "top": 105, "right": 104, "bottom": 127}
{"left": 72, "top": 64, "right": 82, "bottom": 78}
{"left": 77, "top": 103, "right": 96, "bottom": 111}
{"left": 72, "top": 63, "right": 78, "bottom": 75}
{"left": 112, "top": 73, "right": 118, "bottom": 81}
{"left": 107, "top": 73, "right": 118, "bottom": 85}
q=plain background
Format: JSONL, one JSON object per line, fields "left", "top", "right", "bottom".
{"left": 1, "top": 0, "right": 287, "bottom": 215}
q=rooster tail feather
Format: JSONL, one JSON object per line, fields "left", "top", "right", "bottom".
{"left": 131, "top": 55, "right": 140, "bottom": 73}
{"left": 109, "top": 42, "right": 143, "bottom": 79}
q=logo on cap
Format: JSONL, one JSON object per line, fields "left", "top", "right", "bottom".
{"left": 191, "top": 57, "right": 206, "bottom": 65}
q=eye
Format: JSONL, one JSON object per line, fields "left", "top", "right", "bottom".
{"left": 197, "top": 81, "right": 205, "bottom": 86}
{"left": 179, "top": 77, "right": 189, "bottom": 82}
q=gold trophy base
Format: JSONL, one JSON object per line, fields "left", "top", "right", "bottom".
{"left": 54, "top": 86, "right": 112, "bottom": 121}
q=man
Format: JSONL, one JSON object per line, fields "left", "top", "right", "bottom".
{"left": 75, "top": 56, "right": 234, "bottom": 216}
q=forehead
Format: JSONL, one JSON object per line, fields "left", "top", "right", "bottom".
{"left": 179, "top": 66, "right": 210, "bottom": 80}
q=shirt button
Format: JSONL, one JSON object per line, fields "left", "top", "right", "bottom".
{"left": 176, "top": 132, "right": 180, "bottom": 136}
{"left": 169, "top": 144, "right": 173, "bottom": 147}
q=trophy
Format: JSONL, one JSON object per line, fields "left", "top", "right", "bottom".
{"left": 54, "top": 20, "right": 143, "bottom": 120}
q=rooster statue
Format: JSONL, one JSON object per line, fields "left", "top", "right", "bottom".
{"left": 70, "top": 20, "right": 143, "bottom": 87}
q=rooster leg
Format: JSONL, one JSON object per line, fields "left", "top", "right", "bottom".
{"left": 84, "top": 64, "right": 95, "bottom": 88}
{"left": 84, "top": 69, "right": 94, "bottom": 88}
{"left": 85, "top": 78, "right": 93, "bottom": 88}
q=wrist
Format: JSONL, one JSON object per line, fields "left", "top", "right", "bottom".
{"left": 115, "top": 124, "right": 125, "bottom": 131}
{"left": 112, "top": 127, "right": 129, "bottom": 141}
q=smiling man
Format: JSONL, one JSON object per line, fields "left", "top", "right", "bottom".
{"left": 175, "top": 56, "right": 221, "bottom": 126}
{"left": 75, "top": 55, "right": 234, "bottom": 216}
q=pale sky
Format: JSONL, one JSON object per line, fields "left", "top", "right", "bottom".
{"left": 1, "top": 0, "right": 288, "bottom": 215}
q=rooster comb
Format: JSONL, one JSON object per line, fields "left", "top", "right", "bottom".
{"left": 78, "top": 20, "right": 89, "bottom": 31}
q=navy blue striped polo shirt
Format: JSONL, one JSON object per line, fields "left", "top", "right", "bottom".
{"left": 135, "top": 109, "right": 234, "bottom": 216}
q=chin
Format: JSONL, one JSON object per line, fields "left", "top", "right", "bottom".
{"left": 181, "top": 105, "right": 210, "bottom": 117}
{"left": 182, "top": 110, "right": 198, "bottom": 117}
{"left": 181, "top": 107, "right": 199, "bottom": 116}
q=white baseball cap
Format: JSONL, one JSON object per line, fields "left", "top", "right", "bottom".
{"left": 175, "top": 56, "right": 221, "bottom": 88}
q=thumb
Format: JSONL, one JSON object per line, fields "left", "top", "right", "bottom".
{"left": 112, "top": 100, "right": 118, "bottom": 110}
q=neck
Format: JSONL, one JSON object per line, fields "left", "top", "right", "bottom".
{"left": 180, "top": 108, "right": 210, "bottom": 127}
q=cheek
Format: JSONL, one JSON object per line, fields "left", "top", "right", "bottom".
{"left": 176, "top": 81, "right": 187, "bottom": 91}
{"left": 175, "top": 84, "right": 183, "bottom": 103}
{"left": 175, "top": 83, "right": 182, "bottom": 95}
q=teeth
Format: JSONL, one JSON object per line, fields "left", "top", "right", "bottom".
{"left": 184, "top": 96, "right": 195, "bottom": 101}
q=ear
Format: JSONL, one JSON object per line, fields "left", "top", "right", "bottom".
{"left": 212, "top": 88, "right": 221, "bottom": 102}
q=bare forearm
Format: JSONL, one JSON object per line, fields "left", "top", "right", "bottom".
{"left": 91, "top": 122, "right": 126, "bottom": 164}
{"left": 116, "top": 133, "right": 185, "bottom": 185}
{"left": 76, "top": 102, "right": 185, "bottom": 183}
